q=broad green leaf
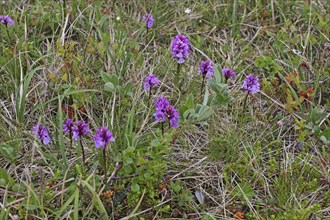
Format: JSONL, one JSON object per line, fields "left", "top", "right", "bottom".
{"left": 104, "top": 82, "right": 115, "bottom": 92}
{"left": 208, "top": 80, "right": 228, "bottom": 94}
{"left": 320, "top": 127, "right": 330, "bottom": 144}
{"left": 213, "top": 64, "right": 223, "bottom": 83}
{"left": 131, "top": 183, "right": 140, "bottom": 192}
{"left": 183, "top": 109, "right": 196, "bottom": 119}
{"left": 195, "top": 104, "right": 212, "bottom": 122}
{"left": 212, "top": 93, "right": 232, "bottom": 107}
{"left": 124, "top": 157, "right": 133, "bottom": 164}
{"left": 0, "top": 144, "right": 17, "bottom": 163}
{"left": 179, "top": 93, "right": 194, "bottom": 116}
{"left": 0, "top": 168, "right": 15, "bottom": 186}
{"left": 101, "top": 72, "right": 112, "bottom": 83}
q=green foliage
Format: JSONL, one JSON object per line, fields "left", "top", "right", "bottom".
{"left": 208, "top": 81, "right": 232, "bottom": 107}
{"left": 118, "top": 136, "right": 170, "bottom": 209}
{"left": 0, "top": 0, "right": 329, "bottom": 219}
{"left": 0, "top": 144, "right": 17, "bottom": 163}
{"left": 254, "top": 55, "right": 282, "bottom": 77}
{"left": 170, "top": 180, "right": 194, "bottom": 207}
{"left": 234, "top": 182, "right": 254, "bottom": 201}
{"left": 0, "top": 168, "right": 15, "bottom": 187}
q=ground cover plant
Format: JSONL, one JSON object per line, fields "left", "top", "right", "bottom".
{"left": 0, "top": 0, "right": 329, "bottom": 219}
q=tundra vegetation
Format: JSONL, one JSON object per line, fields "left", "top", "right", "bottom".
{"left": 0, "top": 0, "right": 329, "bottom": 219}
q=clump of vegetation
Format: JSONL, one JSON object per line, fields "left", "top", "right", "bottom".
{"left": 0, "top": 0, "right": 329, "bottom": 219}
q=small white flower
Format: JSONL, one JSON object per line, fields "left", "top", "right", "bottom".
{"left": 116, "top": 16, "right": 120, "bottom": 21}
{"left": 185, "top": 8, "right": 191, "bottom": 14}
{"left": 292, "top": 49, "right": 301, "bottom": 55}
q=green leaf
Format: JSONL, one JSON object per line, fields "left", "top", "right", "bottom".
{"left": 195, "top": 104, "right": 212, "bottom": 122}
{"left": 143, "top": 173, "right": 151, "bottom": 179}
{"left": 0, "top": 168, "right": 15, "bottom": 186}
{"left": 74, "top": 188, "right": 79, "bottom": 220}
{"left": 311, "top": 108, "right": 326, "bottom": 125}
{"left": 124, "top": 82, "right": 133, "bottom": 96}
{"left": 207, "top": 80, "right": 232, "bottom": 107}
{"left": 170, "top": 181, "right": 182, "bottom": 193}
{"left": 179, "top": 189, "right": 194, "bottom": 202}
{"left": 208, "top": 80, "right": 228, "bottom": 94}
{"left": 184, "top": 94, "right": 194, "bottom": 109}
{"left": 131, "top": 183, "right": 140, "bottom": 192}
{"left": 183, "top": 109, "right": 196, "bottom": 119}
{"left": 234, "top": 182, "right": 254, "bottom": 200}
{"left": 212, "top": 93, "right": 232, "bottom": 107}
{"left": 104, "top": 82, "right": 115, "bottom": 92}
{"left": 124, "top": 157, "right": 133, "bottom": 164}
{"left": 179, "top": 93, "right": 194, "bottom": 116}
{"left": 123, "top": 165, "right": 133, "bottom": 174}
{"left": 213, "top": 64, "right": 223, "bottom": 83}
{"left": 0, "top": 144, "right": 17, "bottom": 163}
{"left": 101, "top": 72, "right": 112, "bottom": 83}
{"left": 150, "top": 139, "right": 160, "bottom": 147}
{"left": 125, "top": 146, "right": 135, "bottom": 153}
{"left": 102, "top": 73, "right": 119, "bottom": 86}
{"left": 320, "top": 127, "right": 330, "bottom": 144}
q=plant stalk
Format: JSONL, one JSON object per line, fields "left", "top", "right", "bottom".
{"left": 161, "top": 122, "right": 164, "bottom": 136}
{"left": 149, "top": 88, "right": 152, "bottom": 101}
{"left": 200, "top": 75, "right": 205, "bottom": 96}
{"left": 69, "top": 132, "right": 72, "bottom": 159}
{"left": 175, "top": 63, "right": 181, "bottom": 87}
{"left": 79, "top": 139, "right": 85, "bottom": 165}
{"left": 243, "top": 91, "right": 250, "bottom": 110}
{"left": 103, "top": 147, "right": 107, "bottom": 183}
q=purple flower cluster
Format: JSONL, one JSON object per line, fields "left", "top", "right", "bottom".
{"left": 142, "top": 13, "right": 154, "bottom": 29}
{"left": 72, "top": 121, "right": 90, "bottom": 141}
{"left": 62, "top": 119, "right": 115, "bottom": 149}
{"left": 63, "top": 119, "right": 90, "bottom": 141}
{"left": 93, "top": 127, "right": 115, "bottom": 149}
{"left": 0, "top": 15, "right": 14, "bottom": 26}
{"left": 171, "top": 34, "right": 190, "bottom": 64}
{"left": 242, "top": 74, "right": 260, "bottom": 94}
{"left": 32, "top": 123, "right": 51, "bottom": 145}
{"left": 198, "top": 60, "right": 214, "bottom": 79}
{"left": 154, "top": 97, "right": 180, "bottom": 127}
{"left": 144, "top": 74, "right": 160, "bottom": 91}
{"left": 63, "top": 119, "right": 74, "bottom": 133}
{"left": 222, "top": 67, "right": 236, "bottom": 80}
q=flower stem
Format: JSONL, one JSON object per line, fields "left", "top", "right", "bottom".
{"left": 243, "top": 91, "right": 250, "bottom": 110}
{"left": 103, "top": 147, "right": 107, "bottom": 183}
{"left": 69, "top": 133, "right": 72, "bottom": 159}
{"left": 5, "top": 27, "right": 10, "bottom": 42}
{"left": 200, "top": 75, "right": 205, "bottom": 96}
{"left": 175, "top": 63, "right": 181, "bottom": 88}
{"left": 161, "top": 122, "right": 164, "bottom": 136}
{"left": 79, "top": 139, "right": 86, "bottom": 165}
{"left": 149, "top": 88, "right": 152, "bottom": 101}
